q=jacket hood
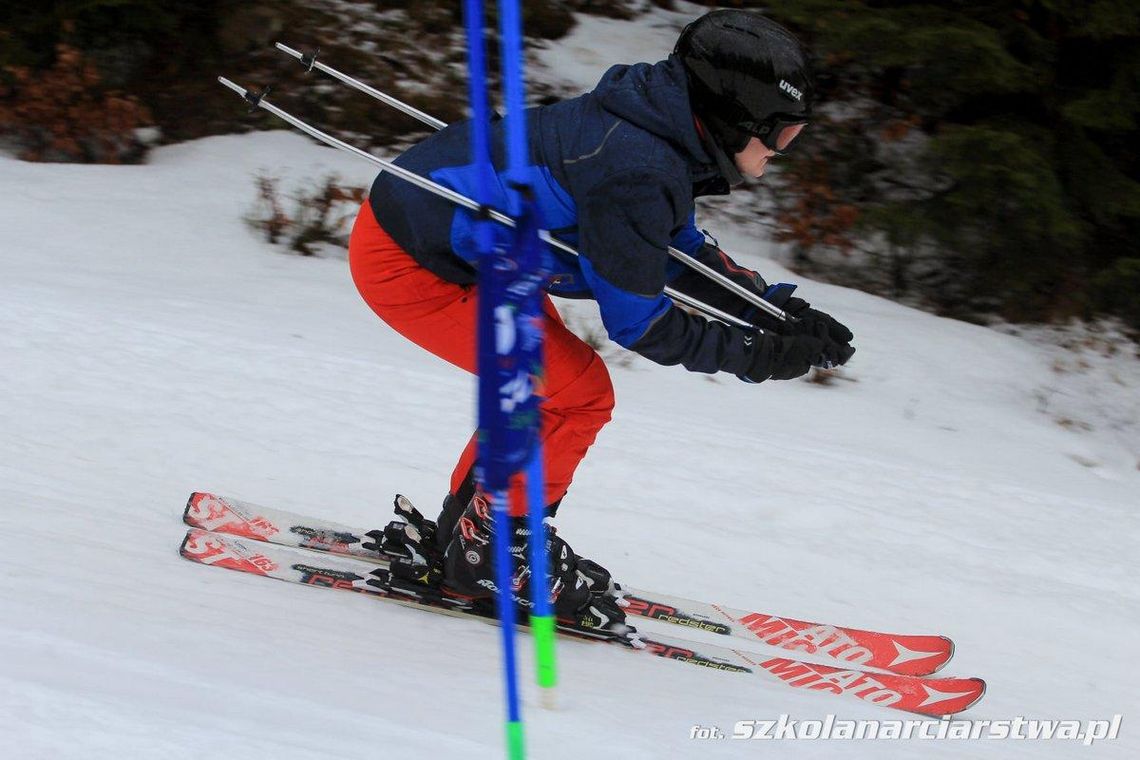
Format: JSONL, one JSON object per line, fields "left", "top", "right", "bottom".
{"left": 592, "top": 57, "right": 720, "bottom": 181}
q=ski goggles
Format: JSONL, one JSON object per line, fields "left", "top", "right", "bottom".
{"left": 739, "top": 115, "right": 808, "bottom": 155}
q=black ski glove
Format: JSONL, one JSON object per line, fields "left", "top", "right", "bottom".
{"left": 741, "top": 333, "right": 835, "bottom": 382}
{"left": 765, "top": 297, "right": 854, "bottom": 346}
{"left": 751, "top": 296, "right": 855, "bottom": 370}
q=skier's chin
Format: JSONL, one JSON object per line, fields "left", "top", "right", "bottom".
{"left": 734, "top": 157, "right": 770, "bottom": 180}
{"left": 741, "top": 160, "right": 767, "bottom": 179}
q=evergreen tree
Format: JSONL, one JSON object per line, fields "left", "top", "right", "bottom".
{"left": 755, "top": 0, "right": 1140, "bottom": 329}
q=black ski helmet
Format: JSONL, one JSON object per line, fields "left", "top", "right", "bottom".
{"left": 675, "top": 10, "right": 814, "bottom": 161}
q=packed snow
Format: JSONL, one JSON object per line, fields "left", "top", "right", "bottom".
{"left": 3, "top": 6, "right": 1138, "bottom": 759}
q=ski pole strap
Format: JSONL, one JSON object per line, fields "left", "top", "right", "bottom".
{"left": 761, "top": 282, "right": 798, "bottom": 308}
{"left": 299, "top": 47, "right": 320, "bottom": 72}
{"left": 242, "top": 86, "right": 269, "bottom": 111}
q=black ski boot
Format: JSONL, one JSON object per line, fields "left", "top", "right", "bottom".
{"left": 440, "top": 492, "right": 635, "bottom": 642}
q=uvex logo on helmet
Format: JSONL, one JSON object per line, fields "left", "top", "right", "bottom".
{"left": 779, "top": 79, "right": 803, "bottom": 102}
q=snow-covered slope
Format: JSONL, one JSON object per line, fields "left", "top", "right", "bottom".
{"left": 2, "top": 128, "right": 1136, "bottom": 759}
{"left": 3, "top": 3, "right": 1139, "bottom": 753}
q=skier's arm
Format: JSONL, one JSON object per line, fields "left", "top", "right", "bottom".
{"left": 577, "top": 172, "right": 830, "bottom": 380}
{"left": 668, "top": 220, "right": 856, "bottom": 352}
{"left": 666, "top": 233, "right": 774, "bottom": 323}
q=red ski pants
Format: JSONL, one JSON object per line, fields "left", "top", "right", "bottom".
{"left": 348, "top": 202, "right": 614, "bottom": 516}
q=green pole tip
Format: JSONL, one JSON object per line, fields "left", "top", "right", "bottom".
{"left": 530, "top": 614, "right": 558, "bottom": 688}
{"left": 506, "top": 720, "right": 526, "bottom": 760}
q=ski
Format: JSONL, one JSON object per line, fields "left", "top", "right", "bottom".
{"left": 179, "top": 527, "right": 985, "bottom": 716}
{"left": 185, "top": 491, "right": 956, "bottom": 676}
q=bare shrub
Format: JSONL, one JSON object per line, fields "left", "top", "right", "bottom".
{"left": 246, "top": 173, "right": 366, "bottom": 256}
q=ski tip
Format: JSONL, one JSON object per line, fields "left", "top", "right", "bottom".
{"left": 928, "top": 635, "right": 955, "bottom": 675}
{"left": 539, "top": 688, "right": 559, "bottom": 711}
{"left": 947, "top": 677, "right": 987, "bottom": 716}
{"left": 905, "top": 675, "right": 987, "bottom": 718}
{"left": 897, "top": 634, "right": 956, "bottom": 676}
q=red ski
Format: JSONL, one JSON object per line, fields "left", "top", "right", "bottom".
{"left": 180, "top": 527, "right": 986, "bottom": 716}
{"left": 184, "top": 490, "right": 957, "bottom": 676}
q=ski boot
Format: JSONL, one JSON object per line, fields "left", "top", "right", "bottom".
{"left": 439, "top": 491, "right": 637, "bottom": 643}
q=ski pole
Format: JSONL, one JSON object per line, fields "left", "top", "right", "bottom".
{"left": 273, "top": 43, "right": 793, "bottom": 325}
{"left": 216, "top": 77, "right": 756, "bottom": 330}
{"left": 276, "top": 42, "right": 447, "bottom": 131}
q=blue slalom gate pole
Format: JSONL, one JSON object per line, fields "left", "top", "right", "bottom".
{"left": 467, "top": 0, "right": 556, "bottom": 752}
{"left": 464, "top": 0, "right": 552, "bottom": 756}
{"left": 497, "top": 0, "right": 558, "bottom": 700}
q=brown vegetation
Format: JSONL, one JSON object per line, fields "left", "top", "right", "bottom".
{"left": 0, "top": 38, "right": 153, "bottom": 163}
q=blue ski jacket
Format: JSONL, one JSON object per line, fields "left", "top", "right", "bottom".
{"left": 369, "top": 55, "right": 772, "bottom": 378}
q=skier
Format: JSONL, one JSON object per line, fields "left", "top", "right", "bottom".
{"left": 348, "top": 10, "right": 855, "bottom": 634}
